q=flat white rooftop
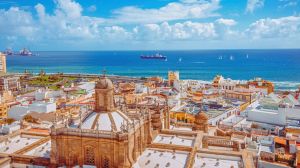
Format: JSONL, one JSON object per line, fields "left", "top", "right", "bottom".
{"left": 132, "top": 149, "right": 189, "bottom": 168}
{"left": 0, "top": 135, "right": 41, "bottom": 154}
{"left": 170, "top": 125, "right": 192, "bottom": 131}
{"left": 24, "top": 140, "right": 51, "bottom": 158}
{"left": 222, "top": 115, "right": 244, "bottom": 126}
{"left": 153, "top": 134, "right": 194, "bottom": 147}
{"left": 193, "top": 153, "right": 242, "bottom": 168}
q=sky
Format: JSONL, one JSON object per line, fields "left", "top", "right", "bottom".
{"left": 0, "top": 0, "right": 299, "bottom": 50}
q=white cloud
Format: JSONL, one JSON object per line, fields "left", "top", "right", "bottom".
{"left": 215, "top": 18, "right": 237, "bottom": 26}
{"left": 246, "top": 0, "right": 264, "bottom": 13}
{"left": 109, "top": 0, "right": 221, "bottom": 24}
{"left": 0, "top": 0, "right": 106, "bottom": 48}
{"left": 55, "top": 0, "right": 82, "bottom": 19}
{"left": 278, "top": 0, "right": 298, "bottom": 8}
{"left": 0, "top": 0, "right": 224, "bottom": 47}
{"left": 245, "top": 16, "right": 300, "bottom": 39}
{"left": 0, "top": 0, "right": 299, "bottom": 50}
{"left": 87, "top": 5, "right": 97, "bottom": 12}
{"left": 101, "top": 26, "right": 132, "bottom": 41}
{"left": 0, "top": 7, "right": 37, "bottom": 40}
{"left": 132, "top": 19, "right": 240, "bottom": 41}
{"left": 35, "top": 3, "right": 46, "bottom": 19}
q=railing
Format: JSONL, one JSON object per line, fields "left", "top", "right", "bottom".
{"left": 251, "top": 129, "right": 269, "bottom": 136}
{"left": 276, "top": 153, "right": 294, "bottom": 166}
{"left": 260, "top": 151, "right": 275, "bottom": 162}
{"left": 175, "top": 122, "right": 193, "bottom": 127}
{"left": 51, "top": 127, "right": 126, "bottom": 139}
{"left": 207, "top": 139, "right": 234, "bottom": 147}
{"left": 203, "top": 136, "right": 239, "bottom": 150}
{"left": 51, "top": 121, "right": 146, "bottom": 140}
{"left": 218, "top": 124, "right": 233, "bottom": 130}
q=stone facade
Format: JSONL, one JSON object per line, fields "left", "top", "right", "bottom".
{"left": 192, "top": 111, "right": 208, "bottom": 133}
{"left": 50, "top": 76, "right": 153, "bottom": 167}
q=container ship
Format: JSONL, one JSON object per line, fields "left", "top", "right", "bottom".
{"left": 140, "top": 53, "right": 167, "bottom": 60}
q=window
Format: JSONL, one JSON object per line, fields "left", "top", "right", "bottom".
{"left": 84, "top": 146, "right": 95, "bottom": 165}
{"left": 103, "top": 157, "right": 109, "bottom": 168}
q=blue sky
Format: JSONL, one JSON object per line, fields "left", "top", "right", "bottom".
{"left": 0, "top": 0, "right": 299, "bottom": 50}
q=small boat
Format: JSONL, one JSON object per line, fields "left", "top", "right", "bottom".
{"left": 246, "top": 54, "right": 249, "bottom": 59}
{"left": 179, "top": 57, "right": 182, "bottom": 62}
{"left": 218, "top": 55, "right": 223, "bottom": 60}
{"left": 140, "top": 53, "right": 167, "bottom": 60}
{"left": 229, "top": 55, "right": 234, "bottom": 60}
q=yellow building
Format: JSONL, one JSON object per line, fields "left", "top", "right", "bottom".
{"left": 224, "top": 89, "right": 255, "bottom": 102}
{"left": 0, "top": 103, "right": 8, "bottom": 122}
{"left": 170, "top": 111, "right": 195, "bottom": 123}
{"left": 0, "top": 53, "right": 6, "bottom": 74}
{"left": 168, "top": 71, "right": 179, "bottom": 87}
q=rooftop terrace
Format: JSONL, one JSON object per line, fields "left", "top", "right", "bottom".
{"left": 153, "top": 134, "right": 195, "bottom": 147}
{"left": 0, "top": 135, "right": 41, "bottom": 154}
{"left": 132, "top": 149, "right": 189, "bottom": 168}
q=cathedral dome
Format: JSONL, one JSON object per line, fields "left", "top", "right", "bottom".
{"left": 81, "top": 111, "right": 133, "bottom": 132}
{"left": 96, "top": 77, "right": 114, "bottom": 89}
{"left": 195, "top": 111, "right": 208, "bottom": 121}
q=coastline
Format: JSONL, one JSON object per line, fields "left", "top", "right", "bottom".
{"left": 9, "top": 72, "right": 300, "bottom": 91}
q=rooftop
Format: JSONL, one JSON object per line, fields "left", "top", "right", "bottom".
{"left": 132, "top": 149, "right": 189, "bottom": 168}
{"left": 81, "top": 111, "right": 133, "bottom": 132}
{"left": 153, "top": 134, "right": 194, "bottom": 147}
{"left": 0, "top": 135, "right": 41, "bottom": 154}
{"left": 24, "top": 140, "right": 51, "bottom": 158}
{"left": 193, "top": 153, "right": 243, "bottom": 168}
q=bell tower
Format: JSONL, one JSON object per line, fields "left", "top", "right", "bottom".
{"left": 95, "top": 73, "right": 114, "bottom": 112}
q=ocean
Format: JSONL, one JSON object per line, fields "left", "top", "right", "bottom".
{"left": 6, "top": 49, "right": 300, "bottom": 90}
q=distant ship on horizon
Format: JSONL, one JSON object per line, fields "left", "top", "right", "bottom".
{"left": 2, "top": 48, "right": 37, "bottom": 56}
{"left": 3, "top": 48, "right": 13, "bottom": 55}
{"left": 19, "top": 48, "right": 33, "bottom": 56}
{"left": 140, "top": 53, "right": 167, "bottom": 60}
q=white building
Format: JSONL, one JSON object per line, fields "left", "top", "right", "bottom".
{"left": 35, "top": 89, "right": 63, "bottom": 101}
{"left": 135, "top": 83, "right": 148, "bottom": 94}
{"left": 247, "top": 93, "right": 300, "bottom": 126}
{"left": 247, "top": 94, "right": 285, "bottom": 125}
{"left": 215, "top": 76, "right": 240, "bottom": 91}
{"left": 8, "top": 101, "right": 56, "bottom": 120}
{"left": 0, "top": 121, "right": 20, "bottom": 134}
{"left": 279, "top": 94, "right": 300, "bottom": 120}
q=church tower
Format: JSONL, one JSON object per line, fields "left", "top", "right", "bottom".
{"left": 95, "top": 75, "right": 115, "bottom": 112}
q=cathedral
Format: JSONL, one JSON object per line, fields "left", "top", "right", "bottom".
{"left": 50, "top": 76, "right": 153, "bottom": 167}
{"left": 0, "top": 75, "right": 254, "bottom": 168}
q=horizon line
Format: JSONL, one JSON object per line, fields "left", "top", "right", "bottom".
{"left": 9, "top": 48, "right": 300, "bottom": 52}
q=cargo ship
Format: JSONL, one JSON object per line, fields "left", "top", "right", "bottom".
{"left": 140, "top": 53, "right": 167, "bottom": 60}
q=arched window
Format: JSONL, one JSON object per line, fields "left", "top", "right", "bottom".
{"left": 84, "top": 146, "right": 95, "bottom": 165}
